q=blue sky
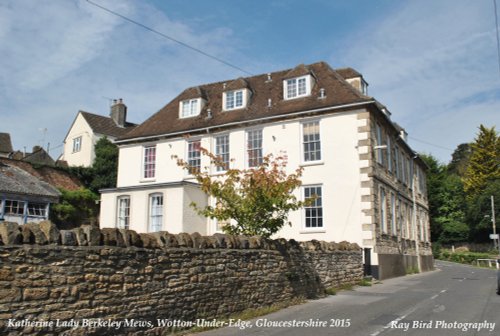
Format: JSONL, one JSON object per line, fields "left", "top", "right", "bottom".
{"left": 0, "top": 0, "right": 499, "bottom": 163}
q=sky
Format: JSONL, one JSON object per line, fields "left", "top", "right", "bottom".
{"left": 0, "top": 0, "right": 499, "bottom": 163}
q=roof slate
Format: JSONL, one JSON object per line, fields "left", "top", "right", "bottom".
{"left": 120, "top": 62, "right": 372, "bottom": 142}
{"left": 0, "top": 162, "right": 61, "bottom": 199}
{"left": 0, "top": 133, "right": 13, "bottom": 153}
{"left": 80, "top": 112, "right": 137, "bottom": 138}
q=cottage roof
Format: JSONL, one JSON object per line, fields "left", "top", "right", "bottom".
{"left": 80, "top": 111, "right": 137, "bottom": 138}
{"left": 119, "top": 62, "right": 372, "bottom": 142}
{"left": 0, "top": 162, "right": 61, "bottom": 200}
{"left": 0, "top": 133, "right": 13, "bottom": 153}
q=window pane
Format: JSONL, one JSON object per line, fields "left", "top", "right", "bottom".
{"left": 117, "top": 197, "right": 130, "bottom": 229}
{"left": 298, "top": 77, "right": 307, "bottom": 95}
{"left": 247, "top": 130, "right": 262, "bottom": 167}
{"left": 226, "top": 91, "right": 234, "bottom": 109}
{"left": 5, "top": 200, "right": 25, "bottom": 215}
{"left": 304, "top": 186, "right": 323, "bottom": 228}
{"left": 215, "top": 135, "right": 230, "bottom": 171}
{"left": 303, "top": 121, "right": 321, "bottom": 162}
{"left": 287, "top": 79, "right": 297, "bottom": 98}
{"left": 27, "top": 203, "right": 47, "bottom": 217}
{"left": 235, "top": 91, "right": 243, "bottom": 107}
{"left": 188, "top": 140, "right": 201, "bottom": 174}
{"left": 144, "top": 146, "right": 156, "bottom": 179}
{"left": 149, "top": 194, "right": 163, "bottom": 232}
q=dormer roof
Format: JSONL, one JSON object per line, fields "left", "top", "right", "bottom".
{"left": 225, "top": 78, "right": 250, "bottom": 91}
{"left": 284, "top": 64, "right": 312, "bottom": 79}
{"left": 179, "top": 86, "right": 208, "bottom": 101}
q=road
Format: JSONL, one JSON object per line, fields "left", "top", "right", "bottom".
{"left": 194, "top": 261, "right": 500, "bottom": 336}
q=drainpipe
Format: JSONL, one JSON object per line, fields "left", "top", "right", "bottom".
{"left": 412, "top": 158, "right": 421, "bottom": 272}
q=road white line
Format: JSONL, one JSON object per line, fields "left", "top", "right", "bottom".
{"left": 370, "top": 305, "right": 419, "bottom": 336}
{"left": 370, "top": 289, "right": 449, "bottom": 336}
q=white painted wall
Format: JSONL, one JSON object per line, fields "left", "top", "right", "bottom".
{"left": 103, "top": 109, "right": 368, "bottom": 247}
{"left": 61, "top": 113, "right": 104, "bottom": 167}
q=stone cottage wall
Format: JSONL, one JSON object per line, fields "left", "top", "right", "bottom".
{"left": 0, "top": 221, "right": 363, "bottom": 335}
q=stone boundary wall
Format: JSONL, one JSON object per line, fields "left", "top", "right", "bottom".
{"left": 0, "top": 221, "right": 363, "bottom": 335}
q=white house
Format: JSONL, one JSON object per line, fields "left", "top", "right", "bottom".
{"left": 100, "top": 62, "right": 432, "bottom": 279}
{"left": 60, "top": 99, "right": 137, "bottom": 167}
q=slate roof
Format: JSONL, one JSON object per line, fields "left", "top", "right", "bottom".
{"left": 80, "top": 111, "right": 137, "bottom": 138}
{"left": 119, "top": 62, "right": 374, "bottom": 142}
{"left": 0, "top": 162, "right": 61, "bottom": 200}
{"left": 0, "top": 133, "right": 13, "bottom": 153}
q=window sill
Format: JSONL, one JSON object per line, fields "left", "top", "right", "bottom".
{"left": 284, "top": 94, "right": 311, "bottom": 101}
{"left": 300, "top": 229, "right": 326, "bottom": 234}
{"left": 300, "top": 161, "right": 324, "bottom": 167}
{"left": 223, "top": 106, "right": 245, "bottom": 112}
{"left": 140, "top": 179, "right": 156, "bottom": 183}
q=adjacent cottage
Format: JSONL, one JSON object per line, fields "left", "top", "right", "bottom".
{"left": 60, "top": 99, "right": 137, "bottom": 167}
{"left": 99, "top": 62, "right": 432, "bottom": 279}
{"left": 0, "top": 162, "right": 60, "bottom": 224}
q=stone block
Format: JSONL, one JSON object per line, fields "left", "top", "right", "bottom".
{"left": 39, "top": 220, "right": 60, "bottom": 244}
{"left": 0, "top": 267, "right": 13, "bottom": 281}
{"left": 213, "top": 233, "right": 228, "bottom": 248}
{"left": 101, "top": 228, "right": 125, "bottom": 247}
{"left": 190, "top": 232, "right": 203, "bottom": 248}
{"left": 119, "top": 229, "right": 142, "bottom": 247}
{"left": 72, "top": 227, "right": 87, "bottom": 246}
{"left": 23, "top": 287, "right": 49, "bottom": 300}
{"left": 60, "top": 230, "right": 77, "bottom": 246}
{"left": 23, "top": 223, "right": 48, "bottom": 245}
{"left": 164, "top": 232, "right": 179, "bottom": 248}
{"left": 238, "top": 236, "right": 250, "bottom": 249}
{"left": 248, "top": 236, "right": 262, "bottom": 249}
{"left": 0, "top": 222, "right": 22, "bottom": 245}
{"left": 176, "top": 232, "right": 193, "bottom": 248}
{"left": 81, "top": 225, "right": 102, "bottom": 246}
{"left": 0, "top": 288, "right": 21, "bottom": 303}
{"left": 140, "top": 234, "right": 159, "bottom": 249}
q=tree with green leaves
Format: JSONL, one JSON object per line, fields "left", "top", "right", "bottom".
{"left": 90, "top": 137, "right": 119, "bottom": 192}
{"left": 420, "top": 154, "right": 468, "bottom": 243}
{"left": 466, "top": 179, "right": 500, "bottom": 242}
{"left": 50, "top": 188, "right": 99, "bottom": 229}
{"left": 51, "top": 137, "right": 118, "bottom": 228}
{"left": 174, "top": 149, "right": 310, "bottom": 238}
{"left": 463, "top": 125, "right": 500, "bottom": 199}
{"left": 447, "top": 143, "right": 471, "bottom": 177}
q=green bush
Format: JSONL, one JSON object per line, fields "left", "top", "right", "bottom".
{"left": 432, "top": 242, "right": 442, "bottom": 259}
{"left": 438, "top": 251, "right": 492, "bottom": 265}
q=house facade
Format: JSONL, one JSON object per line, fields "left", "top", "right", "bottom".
{"left": 100, "top": 62, "right": 432, "bottom": 279}
{"left": 60, "top": 99, "right": 137, "bottom": 167}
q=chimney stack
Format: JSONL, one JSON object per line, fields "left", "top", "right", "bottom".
{"left": 110, "top": 98, "right": 127, "bottom": 127}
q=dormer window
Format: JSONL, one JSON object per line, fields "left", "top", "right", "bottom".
{"left": 223, "top": 89, "right": 248, "bottom": 111}
{"left": 284, "top": 75, "right": 312, "bottom": 100}
{"left": 180, "top": 98, "right": 201, "bottom": 118}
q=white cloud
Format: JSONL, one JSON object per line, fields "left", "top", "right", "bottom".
{"left": 337, "top": 0, "right": 500, "bottom": 162}
{"left": 0, "top": 0, "right": 247, "bottom": 157}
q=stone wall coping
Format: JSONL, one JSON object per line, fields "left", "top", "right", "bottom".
{"left": 0, "top": 221, "right": 361, "bottom": 252}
